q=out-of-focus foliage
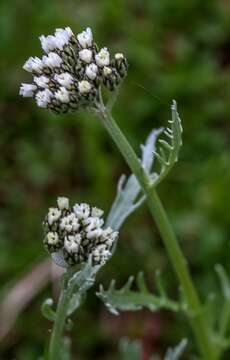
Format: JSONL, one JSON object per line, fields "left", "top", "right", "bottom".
{"left": 1, "top": 0, "right": 230, "bottom": 359}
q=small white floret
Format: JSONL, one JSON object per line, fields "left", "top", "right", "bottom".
{"left": 95, "top": 47, "right": 110, "bottom": 67}
{"left": 23, "top": 57, "right": 44, "bottom": 73}
{"left": 84, "top": 217, "right": 104, "bottom": 230}
{"left": 55, "top": 87, "right": 70, "bottom": 103}
{"left": 47, "top": 207, "right": 61, "bottom": 225}
{"left": 19, "top": 83, "right": 37, "bottom": 97}
{"left": 60, "top": 213, "right": 80, "bottom": 232}
{"left": 92, "top": 244, "right": 111, "bottom": 264}
{"left": 91, "top": 207, "right": 104, "bottom": 218}
{"left": 78, "top": 80, "right": 92, "bottom": 94}
{"left": 65, "top": 27, "right": 74, "bottom": 38}
{"left": 54, "top": 72, "right": 73, "bottom": 88}
{"left": 79, "top": 49, "right": 93, "bottom": 63}
{"left": 57, "top": 197, "right": 69, "bottom": 210}
{"left": 73, "top": 203, "right": 90, "bottom": 219}
{"left": 36, "top": 89, "right": 53, "bottom": 108}
{"left": 39, "top": 35, "right": 57, "bottom": 53}
{"left": 103, "top": 66, "right": 112, "bottom": 77}
{"left": 34, "top": 75, "right": 49, "bottom": 88}
{"left": 85, "top": 63, "right": 98, "bottom": 80}
{"left": 64, "top": 234, "right": 81, "bottom": 253}
{"left": 84, "top": 217, "right": 104, "bottom": 239}
{"left": 46, "top": 232, "right": 59, "bottom": 245}
{"left": 43, "top": 52, "right": 62, "bottom": 68}
{"left": 77, "top": 27, "right": 93, "bottom": 48}
{"left": 54, "top": 28, "right": 72, "bottom": 49}
{"left": 115, "top": 53, "right": 124, "bottom": 60}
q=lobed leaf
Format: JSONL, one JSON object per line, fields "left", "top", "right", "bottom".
{"left": 153, "top": 100, "right": 183, "bottom": 187}
{"left": 97, "top": 272, "right": 180, "bottom": 316}
{"left": 164, "top": 338, "right": 188, "bottom": 360}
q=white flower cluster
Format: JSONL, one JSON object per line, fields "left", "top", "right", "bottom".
{"left": 43, "top": 197, "right": 118, "bottom": 267}
{"left": 19, "top": 27, "right": 128, "bottom": 114}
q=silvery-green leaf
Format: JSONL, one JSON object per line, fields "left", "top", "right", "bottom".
{"left": 66, "top": 259, "right": 101, "bottom": 316}
{"left": 41, "top": 298, "right": 56, "bottom": 321}
{"left": 51, "top": 249, "right": 68, "bottom": 269}
{"left": 164, "top": 339, "right": 188, "bottom": 360}
{"left": 119, "top": 338, "right": 141, "bottom": 360}
{"left": 153, "top": 101, "right": 183, "bottom": 186}
{"left": 106, "top": 129, "right": 162, "bottom": 230}
{"left": 97, "top": 274, "right": 180, "bottom": 315}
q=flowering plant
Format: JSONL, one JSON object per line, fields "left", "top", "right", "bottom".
{"left": 20, "top": 27, "right": 127, "bottom": 113}
{"left": 20, "top": 27, "right": 230, "bottom": 360}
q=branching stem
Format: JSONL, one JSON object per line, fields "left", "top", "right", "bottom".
{"left": 96, "top": 103, "right": 217, "bottom": 360}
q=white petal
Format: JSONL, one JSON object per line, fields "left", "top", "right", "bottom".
{"left": 85, "top": 63, "right": 98, "bottom": 80}
{"left": 77, "top": 27, "right": 93, "bottom": 48}
{"left": 36, "top": 89, "right": 53, "bottom": 108}
{"left": 79, "top": 49, "right": 92, "bottom": 63}
{"left": 55, "top": 87, "right": 70, "bottom": 103}
{"left": 19, "top": 83, "right": 37, "bottom": 97}
{"left": 34, "top": 75, "right": 49, "bottom": 88}
{"left": 39, "top": 35, "right": 57, "bottom": 53}
{"left": 57, "top": 197, "right": 69, "bottom": 210}
{"left": 78, "top": 80, "right": 92, "bottom": 94}
{"left": 95, "top": 48, "right": 110, "bottom": 67}
{"left": 54, "top": 72, "right": 73, "bottom": 88}
{"left": 43, "top": 52, "right": 62, "bottom": 68}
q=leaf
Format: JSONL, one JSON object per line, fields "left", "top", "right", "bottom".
{"left": 119, "top": 338, "right": 142, "bottom": 360}
{"left": 153, "top": 100, "right": 183, "bottom": 186}
{"left": 50, "top": 129, "right": 162, "bottom": 268}
{"left": 106, "top": 128, "right": 162, "bottom": 230}
{"left": 155, "top": 269, "right": 166, "bottom": 298}
{"left": 215, "top": 264, "right": 230, "bottom": 300}
{"left": 97, "top": 273, "right": 180, "bottom": 315}
{"left": 41, "top": 298, "right": 56, "bottom": 321}
{"left": 137, "top": 272, "right": 148, "bottom": 294}
{"left": 51, "top": 249, "right": 69, "bottom": 269}
{"left": 164, "top": 339, "right": 188, "bottom": 360}
{"left": 65, "top": 259, "right": 101, "bottom": 316}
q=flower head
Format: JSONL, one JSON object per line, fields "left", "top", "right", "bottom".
{"left": 43, "top": 197, "right": 118, "bottom": 267}
{"left": 20, "top": 26, "right": 128, "bottom": 114}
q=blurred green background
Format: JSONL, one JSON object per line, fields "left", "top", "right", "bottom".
{"left": 1, "top": 0, "right": 230, "bottom": 359}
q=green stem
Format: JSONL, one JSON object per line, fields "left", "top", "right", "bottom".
{"left": 215, "top": 301, "right": 230, "bottom": 358}
{"left": 48, "top": 288, "right": 70, "bottom": 360}
{"left": 219, "top": 301, "right": 230, "bottom": 338}
{"left": 97, "top": 105, "right": 217, "bottom": 360}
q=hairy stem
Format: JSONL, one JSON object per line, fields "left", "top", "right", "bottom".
{"left": 48, "top": 288, "right": 70, "bottom": 360}
{"left": 97, "top": 104, "right": 217, "bottom": 360}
